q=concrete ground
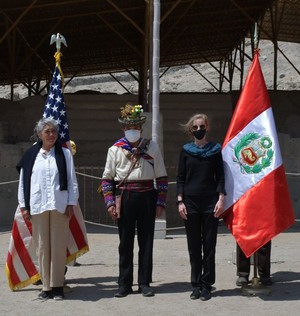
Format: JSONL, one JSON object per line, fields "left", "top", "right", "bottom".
{"left": 1, "top": 221, "right": 300, "bottom": 316}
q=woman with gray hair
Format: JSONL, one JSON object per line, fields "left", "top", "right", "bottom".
{"left": 17, "top": 118, "right": 78, "bottom": 300}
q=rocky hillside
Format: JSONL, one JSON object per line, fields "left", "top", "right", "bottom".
{"left": 0, "top": 40, "right": 299, "bottom": 100}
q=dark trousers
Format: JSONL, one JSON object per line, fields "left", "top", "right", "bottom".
{"left": 184, "top": 211, "right": 219, "bottom": 291}
{"left": 236, "top": 241, "right": 271, "bottom": 278}
{"left": 117, "top": 189, "right": 157, "bottom": 288}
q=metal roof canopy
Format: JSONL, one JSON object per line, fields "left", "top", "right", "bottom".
{"left": 0, "top": 0, "right": 300, "bottom": 104}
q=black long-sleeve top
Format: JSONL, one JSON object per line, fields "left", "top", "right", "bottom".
{"left": 176, "top": 146, "right": 225, "bottom": 197}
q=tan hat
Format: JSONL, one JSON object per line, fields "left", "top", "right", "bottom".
{"left": 118, "top": 104, "right": 146, "bottom": 126}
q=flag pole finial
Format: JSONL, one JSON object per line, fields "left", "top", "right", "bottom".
{"left": 50, "top": 33, "right": 67, "bottom": 52}
{"left": 50, "top": 33, "right": 67, "bottom": 88}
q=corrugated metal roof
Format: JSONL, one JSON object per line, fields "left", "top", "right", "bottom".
{"left": 0, "top": 0, "right": 298, "bottom": 86}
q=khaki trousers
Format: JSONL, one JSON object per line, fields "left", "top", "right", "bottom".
{"left": 31, "top": 210, "right": 69, "bottom": 291}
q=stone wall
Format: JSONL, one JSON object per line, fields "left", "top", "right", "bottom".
{"left": 1, "top": 91, "right": 300, "bottom": 226}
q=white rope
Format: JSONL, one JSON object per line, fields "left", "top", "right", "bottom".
{"left": 75, "top": 171, "right": 101, "bottom": 180}
{"left": 84, "top": 220, "right": 185, "bottom": 231}
{"left": 0, "top": 180, "right": 19, "bottom": 185}
{"left": 2, "top": 170, "right": 299, "bottom": 186}
{"left": 75, "top": 171, "right": 177, "bottom": 185}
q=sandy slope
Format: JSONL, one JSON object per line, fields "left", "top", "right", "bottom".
{"left": 0, "top": 40, "right": 299, "bottom": 100}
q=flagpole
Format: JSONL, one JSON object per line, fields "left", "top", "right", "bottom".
{"left": 240, "top": 22, "right": 270, "bottom": 296}
{"left": 254, "top": 22, "right": 258, "bottom": 51}
{"left": 251, "top": 23, "right": 260, "bottom": 290}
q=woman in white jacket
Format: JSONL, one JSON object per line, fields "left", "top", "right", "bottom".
{"left": 17, "top": 118, "right": 78, "bottom": 301}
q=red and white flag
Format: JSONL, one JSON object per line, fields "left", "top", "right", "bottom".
{"left": 6, "top": 205, "right": 89, "bottom": 290}
{"left": 222, "top": 50, "right": 295, "bottom": 258}
{"left": 6, "top": 52, "right": 89, "bottom": 291}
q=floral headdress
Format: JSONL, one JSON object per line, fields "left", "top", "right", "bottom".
{"left": 118, "top": 103, "right": 146, "bottom": 126}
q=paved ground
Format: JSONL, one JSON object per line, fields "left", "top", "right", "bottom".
{"left": 1, "top": 221, "right": 300, "bottom": 316}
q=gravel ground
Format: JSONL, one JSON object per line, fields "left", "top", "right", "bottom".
{"left": 1, "top": 221, "right": 300, "bottom": 316}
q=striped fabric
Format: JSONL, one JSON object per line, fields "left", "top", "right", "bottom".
{"left": 6, "top": 204, "right": 89, "bottom": 291}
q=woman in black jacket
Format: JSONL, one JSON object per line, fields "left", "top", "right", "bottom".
{"left": 176, "top": 113, "right": 225, "bottom": 301}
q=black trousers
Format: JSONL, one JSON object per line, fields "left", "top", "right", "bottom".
{"left": 236, "top": 241, "right": 271, "bottom": 278}
{"left": 184, "top": 195, "right": 219, "bottom": 291}
{"left": 117, "top": 189, "right": 157, "bottom": 288}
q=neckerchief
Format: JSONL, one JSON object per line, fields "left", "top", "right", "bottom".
{"left": 183, "top": 141, "right": 222, "bottom": 158}
{"left": 114, "top": 137, "right": 153, "bottom": 165}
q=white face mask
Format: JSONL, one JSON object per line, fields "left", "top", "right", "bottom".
{"left": 125, "top": 129, "right": 141, "bottom": 143}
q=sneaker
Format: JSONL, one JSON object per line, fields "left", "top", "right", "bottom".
{"left": 52, "top": 287, "right": 65, "bottom": 301}
{"left": 114, "top": 286, "right": 133, "bottom": 298}
{"left": 138, "top": 284, "right": 155, "bottom": 297}
{"left": 236, "top": 276, "right": 249, "bottom": 286}
{"left": 260, "top": 276, "right": 273, "bottom": 286}
{"left": 199, "top": 288, "right": 211, "bottom": 301}
{"left": 190, "top": 287, "right": 201, "bottom": 300}
{"left": 38, "top": 290, "right": 53, "bottom": 300}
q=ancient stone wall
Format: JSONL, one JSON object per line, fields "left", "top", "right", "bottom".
{"left": 1, "top": 91, "right": 300, "bottom": 226}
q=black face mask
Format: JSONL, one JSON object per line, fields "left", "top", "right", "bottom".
{"left": 192, "top": 129, "right": 206, "bottom": 140}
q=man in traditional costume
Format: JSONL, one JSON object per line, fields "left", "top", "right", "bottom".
{"left": 101, "top": 104, "right": 168, "bottom": 298}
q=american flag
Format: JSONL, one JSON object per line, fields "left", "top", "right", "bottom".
{"left": 43, "top": 65, "right": 70, "bottom": 145}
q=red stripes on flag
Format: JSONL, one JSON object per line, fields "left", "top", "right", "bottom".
{"left": 69, "top": 213, "right": 88, "bottom": 250}
{"left": 224, "top": 165, "right": 294, "bottom": 256}
{"left": 222, "top": 50, "right": 295, "bottom": 257}
{"left": 6, "top": 207, "right": 40, "bottom": 290}
{"left": 6, "top": 205, "right": 89, "bottom": 290}
{"left": 11, "top": 219, "right": 38, "bottom": 277}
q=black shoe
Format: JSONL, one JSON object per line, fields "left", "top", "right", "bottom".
{"left": 138, "top": 284, "right": 155, "bottom": 297}
{"left": 38, "top": 290, "right": 53, "bottom": 300}
{"left": 33, "top": 279, "right": 42, "bottom": 286}
{"left": 114, "top": 287, "right": 133, "bottom": 298}
{"left": 199, "top": 288, "right": 211, "bottom": 301}
{"left": 260, "top": 276, "right": 272, "bottom": 286}
{"left": 52, "top": 287, "right": 65, "bottom": 301}
{"left": 236, "top": 276, "right": 249, "bottom": 286}
{"left": 190, "top": 287, "right": 201, "bottom": 300}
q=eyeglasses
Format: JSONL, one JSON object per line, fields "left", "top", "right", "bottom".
{"left": 191, "top": 124, "right": 206, "bottom": 131}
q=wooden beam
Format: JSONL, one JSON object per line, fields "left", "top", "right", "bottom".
{"left": 16, "top": 19, "right": 63, "bottom": 73}
{"left": 106, "top": 0, "right": 145, "bottom": 35}
{"left": 161, "top": 0, "right": 196, "bottom": 41}
{"left": 0, "top": 0, "right": 38, "bottom": 44}
{"left": 96, "top": 13, "right": 142, "bottom": 57}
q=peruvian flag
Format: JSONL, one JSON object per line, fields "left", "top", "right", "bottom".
{"left": 222, "top": 50, "right": 295, "bottom": 258}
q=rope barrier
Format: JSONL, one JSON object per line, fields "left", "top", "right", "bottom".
{"left": 1, "top": 170, "right": 299, "bottom": 231}
{"left": 0, "top": 180, "right": 19, "bottom": 186}
{"left": 75, "top": 171, "right": 177, "bottom": 185}
{"left": 84, "top": 220, "right": 185, "bottom": 231}
{"left": 75, "top": 171, "right": 101, "bottom": 180}
{"left": 1, "top": 169, "right": 300, "bottom": 186}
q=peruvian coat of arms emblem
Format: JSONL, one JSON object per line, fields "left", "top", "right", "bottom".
{"left": 234, "top": 132, "right": 274, "bottom": 174}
